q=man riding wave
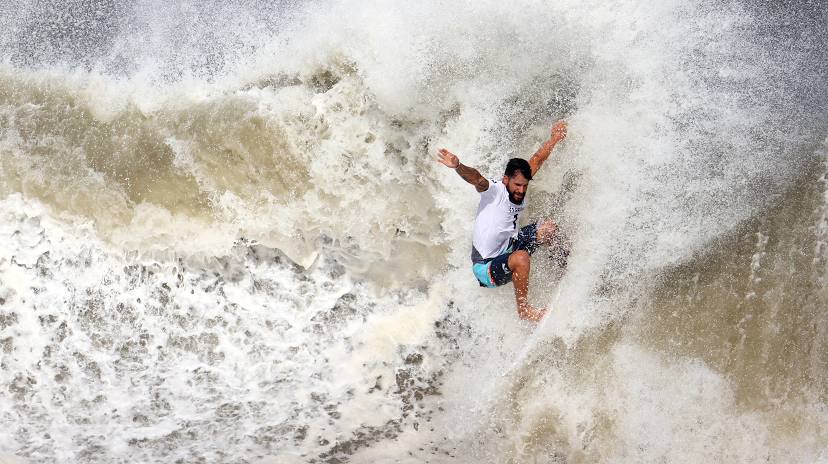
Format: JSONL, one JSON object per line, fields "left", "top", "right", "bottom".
{"left": 437, "top": 120, "right": 568, "bottom": 321}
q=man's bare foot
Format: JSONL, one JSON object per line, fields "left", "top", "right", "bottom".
{"left": 517, "top": 304, "right": 547, "bottom": 322}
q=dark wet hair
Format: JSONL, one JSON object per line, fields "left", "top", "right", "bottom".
{"left": 504, "top": 158, "right": 532, "bottom": 181}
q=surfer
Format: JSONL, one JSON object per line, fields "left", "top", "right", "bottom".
{"left": 437, "top": 120, "right": 568, "bottom": 321}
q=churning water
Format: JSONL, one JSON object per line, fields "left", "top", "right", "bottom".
{"left": 1, "top": 0, "right": 827, "bottom": 462}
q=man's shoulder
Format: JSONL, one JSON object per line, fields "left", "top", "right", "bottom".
{"left": 478, "top": 179, "right": 505, "bottom": 205}
{"left": 483, "top": 179, "right": 502, "bottom": 191}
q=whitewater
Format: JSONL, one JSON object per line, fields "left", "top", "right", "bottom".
{"left": 1, "top": 0, "right": 827, "bottom": 462}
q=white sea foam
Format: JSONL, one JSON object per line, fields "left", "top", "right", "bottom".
{"left": 1, "top": 0, "right": 827, "bottom": 462}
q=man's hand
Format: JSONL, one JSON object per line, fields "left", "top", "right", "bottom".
{"left": 551, "top": 120, "right": 567, "bottom": 144}
{"left": 437, "top": 148, "right": 460, "bottom": 169}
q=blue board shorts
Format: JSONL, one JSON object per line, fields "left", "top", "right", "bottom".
{"left": 473, "top": 223, "right": 539, "bottom": 288}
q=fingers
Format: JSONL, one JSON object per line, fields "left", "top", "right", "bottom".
{"left": 551, "top": 120, "right": 568, "bottom": 141}
{"left": 436, "top": 148, "right": 459, "bottom": 167}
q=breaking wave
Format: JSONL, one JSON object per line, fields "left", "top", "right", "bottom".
{"left": 1, "top": 0, "right": 827, "bottom": 462}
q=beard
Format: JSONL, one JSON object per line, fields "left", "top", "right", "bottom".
{"left": 508, "top": 189, "right": 524, "bottom": 204}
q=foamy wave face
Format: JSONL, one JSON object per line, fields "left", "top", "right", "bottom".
{"left": 0, "top": 62, "right": 450, "bottom": 282}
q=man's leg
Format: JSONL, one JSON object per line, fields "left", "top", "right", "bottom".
{"left": 507, "top": 250, "right": 546, "bottom": 321}
{"left": 535, "top": 219, "right": 569, "bottom": 267}
{"left": 536, "top": 219, "right": 558, "bottom": 245}
{"left": 514, "top": 219, "right": 556, "bottom": 252}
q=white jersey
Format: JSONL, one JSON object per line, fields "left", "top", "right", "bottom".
{"left": 471, "top": 179, "right": 525, "bottom": 262}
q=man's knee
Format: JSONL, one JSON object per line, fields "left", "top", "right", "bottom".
{"left": 508, "top": 250, "right": 531, "bottom": 272}
{"left": 537, "top": 219, "right": 558, "bottom": 244}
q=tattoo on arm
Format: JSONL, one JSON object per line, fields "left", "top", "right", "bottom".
{"left": 455, "top": 163, "right": 489, "bottom": 192}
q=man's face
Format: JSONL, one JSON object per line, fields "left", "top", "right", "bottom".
{"left": 503, "top": 172, "right": 529, "bottom": 204}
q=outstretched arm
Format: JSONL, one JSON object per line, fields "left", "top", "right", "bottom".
{"left": 528, "top": 120, "right": 567, "bottom": 177}
{"left": 437, "top": 148, "right": 490, "bottom": 192}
